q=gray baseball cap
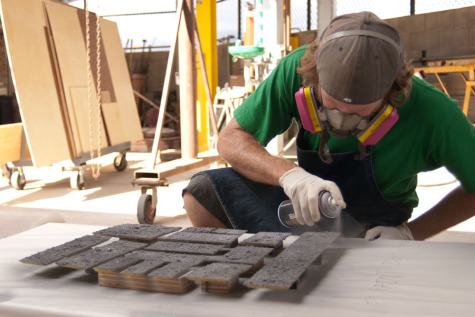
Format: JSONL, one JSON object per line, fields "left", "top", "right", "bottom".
{"left": 316, "top": 12, "right": 404, "bottom": 105}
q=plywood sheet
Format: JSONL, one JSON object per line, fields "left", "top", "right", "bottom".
{"left": 0, "top": 123, "right": 30, "bottom": 165}
{"left": 45, "top": 1, "right": 108, "bottom": 153}
{"left": 101, "top": 102, "right": 128, "bottom": 144}
{"left": 100, "top": 18, "right": 143, "bottom": 144}
{"left": 0, "top": 0, "right": 71, "bottom": 167}
{"left": 69, "top": 86, "right": 108, "bottom": 151}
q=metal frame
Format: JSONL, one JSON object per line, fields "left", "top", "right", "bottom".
{"left": 415, "top": 60, "right": 475, "bottom": 123}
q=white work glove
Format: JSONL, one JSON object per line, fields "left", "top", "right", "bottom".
{"left": 365, "top": 223, "right": 414, "bottom": 241}
{"left": 279, "top": 166, "right": 346, "bottom": 226}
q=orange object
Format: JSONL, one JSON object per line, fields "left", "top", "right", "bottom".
{"left": 244, "top": 9, "right": 254, "bottom": 46}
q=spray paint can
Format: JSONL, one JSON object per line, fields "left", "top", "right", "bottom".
{"left": 277, "top": 191, "right": 342, "bottom": 228}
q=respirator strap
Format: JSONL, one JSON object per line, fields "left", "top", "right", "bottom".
{"left": 318, "top": 130, "right": 333, "bottom": 164}
{"left": 354, "top": 142, "right": 370, "bottom": 160}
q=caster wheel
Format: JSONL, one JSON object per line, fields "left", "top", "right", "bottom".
{"left": 70, "top": 171, "right": 85, "bottom": 190}
{"left": 137, "top": 194, "right": 156, "bottom": 224}
{"left": 11, "top": 169, "right": 26, "bottom": 190}
{"left": 113, "top": 153, "right": 127, "bottom": 171}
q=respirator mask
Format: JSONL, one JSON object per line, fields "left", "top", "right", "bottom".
{"left": 295, "top": 86, "right": 399, "bottom": 163}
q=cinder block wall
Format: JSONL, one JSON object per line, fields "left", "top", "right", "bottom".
{"left": 387, "top": 6, "right": 475, "bottom": 61}
{"left": 387, "top": 7, "right": 475, "bottom": 121}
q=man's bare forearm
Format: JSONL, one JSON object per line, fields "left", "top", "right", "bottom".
{"left": 217, "top": 119, "right": 296, "bottom": 186}
{"left": 407, "top": 186, "right": 475, "bottom": 240}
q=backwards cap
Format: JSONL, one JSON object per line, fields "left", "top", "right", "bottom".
{"left": 317, "top": 11, "right": 404, "bottom": 104}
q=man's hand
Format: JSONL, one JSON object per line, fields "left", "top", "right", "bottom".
{"left": 365, "top": 223, "right": 414, "bottom": 240}
{"left": 279, "top": 167, "right": 346, "bottom": 226}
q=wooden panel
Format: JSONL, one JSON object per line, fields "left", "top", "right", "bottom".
{"left": 0, "top": 123, "right": 23, "bottom": 165}
{"left": 69, "top": 86, "right": 108, "bottom": 151}
{"left": 0, "top": 0, "right": 71, "bottom": 167}
{"left": 101, "top": 102, "right": 128, "bottom": 145}
{"left": 100, "top": 18, "right": 143, "bottom": 144}
{"left": 45, "top": 1, "right": 108, "bottom": 154}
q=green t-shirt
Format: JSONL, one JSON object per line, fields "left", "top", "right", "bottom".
{"left": 234, "top": 45, "right": 475, "bottom": 208}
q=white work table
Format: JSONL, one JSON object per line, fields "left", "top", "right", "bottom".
{"left": 0, "top": 223, "right": 474, "bottom": 317}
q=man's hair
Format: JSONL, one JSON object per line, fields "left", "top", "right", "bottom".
{"left": 296, "top": 41, "right": 414, "bottom": 107}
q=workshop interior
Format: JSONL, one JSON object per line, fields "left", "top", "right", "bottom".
{"left": 1, "top": 0, "right": 475, "bottom": 316}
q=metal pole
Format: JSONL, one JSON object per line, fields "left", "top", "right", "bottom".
{"left": 410, "top": 0, "right": 416, "bottom": 15}
{"left": 238, "top": 0, "right": 242, "bottom": 40}
{"left": 307, "top": 0, "right": 311, "bottom": 31}
{"left": 150, "top": 0, "right": 185, "bottom": 168}
{"left": 179, "top": 0, "right": 197, "bottom": 159}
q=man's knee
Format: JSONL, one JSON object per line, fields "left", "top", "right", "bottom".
{"left": 183, "top": 190, "right": 200, "bottom": 213}
{"left": 183, "top": 190, "right": 227, "bottom": 228}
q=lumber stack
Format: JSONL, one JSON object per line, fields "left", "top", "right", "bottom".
{"left": 20, "top": 224, "right": 339, "bottom": 294}
{"left": 0, "top": 0, "right": 142, "bottom": 167}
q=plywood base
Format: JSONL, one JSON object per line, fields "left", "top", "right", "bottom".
{"left": 98, "top": 272, "right": 195, "bottom": 294}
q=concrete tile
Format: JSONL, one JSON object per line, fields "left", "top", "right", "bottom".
{"left": 410, "top": 30, "right": 439, "bottom": 51}
{"left": 453, "top": 6, "right": 475, "bottom": 28}
{"left": 397, "top": 14, "right": 425, "bottom": 35}
{"left": 439, "top": 28, "right": 471, "bottom": 49}
{"left": 425, "top": 10, "right": 454, "bottom": 31}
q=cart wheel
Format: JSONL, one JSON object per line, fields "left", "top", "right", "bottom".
{"left": 70, "top": 171, "right": 85, "bottom": 190}
{"left": 137, "top": 194, "right": 156, "bottom": 224}
{"left": 11, "top": 169, "right": 26, "bottom": 190}
{"left": 113, "top": 153, "right": 127, "bottom": 172}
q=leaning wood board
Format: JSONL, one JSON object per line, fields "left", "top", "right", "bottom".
{"left": 100, "top": 18, "right": 143, "bottom": 145}
{"left": 0, "top": 0, "right": 71, "bottom": 166}
{"left": 0, "top": 123, "right": 31, "bottom": 165}
{"left": 19, "top": 224, "right": 339, "bottom": 294}
{"left": 0, "top": 0, "right": 143, "bottom": 167}
{"left": 45, "top": 1, "right": 108, "bottom": 153}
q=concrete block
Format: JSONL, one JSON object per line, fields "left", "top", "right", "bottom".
{"left": 239, "top": 231, "right": 291, "bottom": 252}
{"left": 218, "top": 245, "right": 273, "bottom": 265}
{"left": 147, "top": 261, "right": 196, "bottom": 279}
{"left": 410, "top": 31, "right": 439, "bottom": 51}
{"left": 94, "top": 256, "right": 142, "bottom": 273}
{"left": 160, "top": 231, "right": 240, "bottom": 247}
{"left": 406, "top": 49, "right": 423, "bottom": 62}
{"left": 396, "top": 14, "right": 425, "bottom": 35}
{"left": 398, "top": 32, "right": 412, "bottom": 51}
{"left": 244, "top": 260, "right": 308, "bottom": 290}
{"left": 122, "top": 260, "right": 165, "bottom": 276}
{"left": 426, "top": 11, "right": 454, "bottom": 31}
{"left": 470, "top": 28, "right": 475, "bottom": 49}
{"left": 93, "top": 224, "right": 182, "bottom": 241}
{"left": 20, "top": 235, "right": 111, "bottom": 266}
{"left": 439, "top": 28, "right": 471, "bottom": 50}
{"left": 185, "top": 262, "right": 252, "bottom": 283}
{"left": 145, "top": 240, "right": 225, "bottom": 255}
{"left": 56, "top": 240, "right": 148, "bottom": 270}
{"left": 453, "top": 6, "right": 475, "bottom": 28}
